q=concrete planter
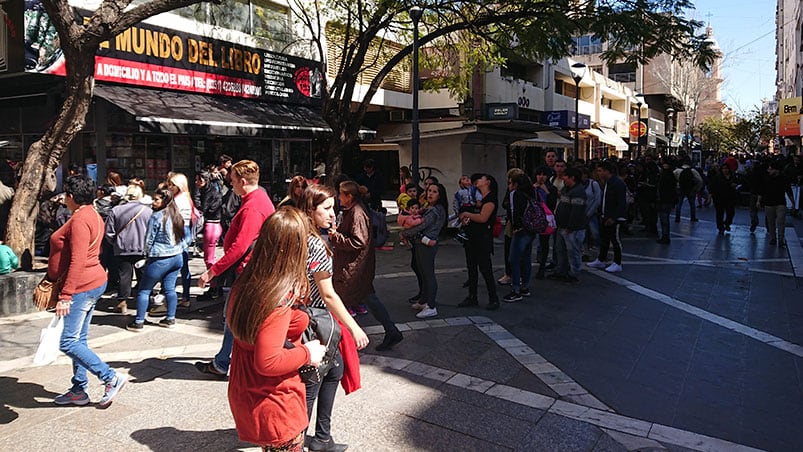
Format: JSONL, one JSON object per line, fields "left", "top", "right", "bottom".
{"left": 0, "top": 271, "right": 46, "bottom": 317}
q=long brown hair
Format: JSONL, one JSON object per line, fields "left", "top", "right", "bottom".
{"left": 153, "top": 188, "right": 185, "bottom": 243}
{"left": 298, "top": 184, "right": 335, "bottom": 257}
{"left": 227, "top": 207, "right": 311, "bottom": 344}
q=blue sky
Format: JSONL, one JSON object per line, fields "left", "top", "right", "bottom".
{"left": 688, "top": 0, "right": 777, "bottom": 113}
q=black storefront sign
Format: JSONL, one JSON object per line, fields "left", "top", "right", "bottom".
{"left": 486, "top": 103, "right": 519, "bottom": 120}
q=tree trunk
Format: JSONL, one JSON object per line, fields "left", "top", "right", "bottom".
{"left": 5, "top": 51, "right": 96, "bottom": 269}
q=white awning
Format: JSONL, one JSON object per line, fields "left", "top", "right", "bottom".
{"left": 511, "top": 131, "right": 572, "bottom": 148}
{"left": 585, "top": 127, "right": 629, "bottom": 151}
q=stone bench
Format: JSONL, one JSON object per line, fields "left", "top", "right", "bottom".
{"left": 0, "top": 271, "right": 46, "bottom": 317}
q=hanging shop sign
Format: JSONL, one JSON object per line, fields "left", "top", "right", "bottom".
{"left": 10, "top": 0, "right": 322, "bottom": 105}
{"left": 542, "top": 110, "right": 590, "bottom": 129}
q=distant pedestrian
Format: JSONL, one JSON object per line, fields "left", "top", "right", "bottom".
{"left": 227, "top": 208, "right": 327, "bottom": 452}
{"left": 656, "top": 160, "right": 678, "bottom": 244}
{"left": 588, "top": 162, "right": 627, "bottom": 273}
{"left": 674, "top": 158, "right": 703, "bottom": 223}
{"left": 709, "top": 164, "right": 738, "bottom": 234}
{"left": 50, "top": 175, "right": 128, "bottom": 408}
{"left": 757, "top": 160, "right": 794, "bottom": 246}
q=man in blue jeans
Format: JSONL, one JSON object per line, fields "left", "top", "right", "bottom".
{"left": 195, "top": 160, "right": 275, "bottom": 377}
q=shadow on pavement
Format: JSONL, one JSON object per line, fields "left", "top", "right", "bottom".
{"left": 0, "top": 376, "right": 61, "bottom": 424}
{"left": 130, "top": 427, "right": 250, "bottom": 451}
{"left": 106, "top": 357, "right": 228, "bottom": 384}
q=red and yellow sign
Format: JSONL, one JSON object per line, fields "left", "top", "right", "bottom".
{"left": 629, "top": 121, "right": 647, "bottom": 138}
{"left": 779, "top": 97, "right": 801, "bottom": 137}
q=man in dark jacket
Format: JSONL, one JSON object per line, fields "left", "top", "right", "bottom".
{"left": 588, "top": 161, "right": 628, "bottom": 272}
{"left": 758, "top": 160, "right": 794, "bottom": 246}
{"left": 656, "top": 160, "right": 679, "bottom": 244}
{"left": 550, "top": 167, "right": 587, "bottom": 283}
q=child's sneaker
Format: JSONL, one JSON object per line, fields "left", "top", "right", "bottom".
{"left": 98, "top": 373, "right": 128, "bottom": 408}
{"left": 54, "top": 389, "right": 90, "bottom": 406}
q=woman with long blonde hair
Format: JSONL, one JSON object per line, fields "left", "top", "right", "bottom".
{"left": 166, "top": 172, "right": 194, "bottom": 308}
{"left": 227, "top": 207, "right": 326, "bottom": 452}
{"left": 278, "top": 175, "right": 308, "bottom": 208}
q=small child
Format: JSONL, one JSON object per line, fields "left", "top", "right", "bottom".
{"left": 398, "top": 199, "right": 437, "bottom": 247}
{"left": 396, "top": 183, "right": 418, "bottom": 211}
{"left": 451, "top": 175, "right": 481, "bottom": 243}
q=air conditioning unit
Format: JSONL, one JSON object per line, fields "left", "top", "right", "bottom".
{"left": 389, "top": 110, "right": 407, "bottom": 122}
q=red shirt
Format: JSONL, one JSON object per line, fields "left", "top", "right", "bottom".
{"left": 228, "top": 302, "right": 310, "bottom": 446}
{"left": 210, "top": 188, "right": 274, "bottom": 277}
{"left": 47, "top": 205, "right": 107, "bottom": 299}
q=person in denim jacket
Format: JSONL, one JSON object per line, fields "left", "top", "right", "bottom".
{"left": 127, "top": 187, "right": 186, "bottom": 331}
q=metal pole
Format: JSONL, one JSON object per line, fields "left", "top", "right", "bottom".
{"left": 410, "top": 7, "right": 422, "bottom": 185}
{"left": 574, "top": 83, "right": 580, "bottom": 160}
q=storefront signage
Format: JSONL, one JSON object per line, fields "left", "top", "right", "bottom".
{"left": 10, "top": 1, "right": 322, "bottom": 105}
{"left": 542, "top": 110, "right": 590, "bottom": 129}
{"left": 486, "top": 103, "right": 518, "bottom": 120}
{"left": 778, "top": 97, "right": 801, "bottom": 137}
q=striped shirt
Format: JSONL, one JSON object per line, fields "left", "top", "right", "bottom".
{"left": 306, "top": 234, "right": 333, "bottom": 309}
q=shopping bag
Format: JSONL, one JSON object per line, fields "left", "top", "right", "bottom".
{"left": 33, "top": 316, "right": 64, "bottom": 366}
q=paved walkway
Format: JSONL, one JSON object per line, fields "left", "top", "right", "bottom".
{"left": 1, "top": 205, "right": 801, "bottom": 451}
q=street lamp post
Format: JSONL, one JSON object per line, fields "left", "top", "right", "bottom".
{"left": 410, "top": 6, "right": 423, "bottom": 185}
{"left": 635, "top": 94, "right": 644, "bottom": 158}
{"left": 684, "top": 118, "right": 690, "bottom": 154}
{"left": 571, "top": 62, "right": 587, "bottom": 161}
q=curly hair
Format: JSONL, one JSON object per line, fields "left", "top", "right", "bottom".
{"left": 63, "top": 175, "right": 96, "bottom": 205}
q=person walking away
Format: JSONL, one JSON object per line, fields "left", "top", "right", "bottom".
{"left": 757, "top": 160, "right": 794, "bottom": 246}
{"left": 656, "top": 160, "right": 679, "bottom": 244}
{"left": 165, "top": 173, "right": 194, "bottom": 308}
{"left": 196, "top": 160, "right": 276, "bottom": 377}
{"left": 587, "top": 162, "right": 627, "bottom": 273}
{"left": 709, "top": 164, "right": 738, "bottom": 234}
{"left": 126, "top": 188, "right": 185, "bottom": 331}
{"left": 674, "top": 158, "right": 703, "bottom": 222}
{"left": 330, "top": 181, "right": 403, "bottom": 350}
{"left": 104, "top": 184, "right": 152, "bottom": 314}
{"left": 50, "top": 175, "right": 128, "bottom": 408}
{"left": 502, "top": 172, "right": 537, "bottom": 302}
{"left": 194, "top": 171, "right": 223, "bottom": 301}
{"left": 551, "top": 168, "right": 588, "bottom": 283}
{"left": 457, "top": 173, "right": 500, "bottom": 311}
{"left": 226, "top": 208, "right": 327, "bottom": 452}
{"left": 299, "top": 186, "right": 370, "bottom": 452}
{"left": 400, "top": 183, "right": 448, "bottom": 318}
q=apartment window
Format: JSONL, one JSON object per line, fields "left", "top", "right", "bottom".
{"left": 573, "top": 35, "right": 602, "bottom": 55}
{"left": 609, "top": 62, "right": 636, "bottom": 83}
{"left": 501, "top": 62, "right": 528, "bottom": 80}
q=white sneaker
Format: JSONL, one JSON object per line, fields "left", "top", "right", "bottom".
{"left": 604, "top": 263, "right": 623, "bottom": 273}
{"left": 416, "top": 305, "right": 438, "bottom": 319}
{"left": 587, "top": 259, "right": 607, "bottom": 269}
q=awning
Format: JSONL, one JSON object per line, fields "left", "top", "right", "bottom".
{"left": 585, "top": 127, "right": 629, "bottom": 151}
{"left": 359, "top": 143, "right": 401, "bottom": 152}
{"left": 511, "top": 131, "right": 573, "bottom": 148}
{"left": 94, "top": 84, "right": 331, "bottom": 136}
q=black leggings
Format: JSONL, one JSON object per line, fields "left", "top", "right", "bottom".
{"left": 305, "top": 352, "right": 344, "bottom": 443}
{"left": 465, "top": 234, "right": 498, "bottom": 302}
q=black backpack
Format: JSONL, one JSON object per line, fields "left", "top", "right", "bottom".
{"left": 678, "top": 167, "right": 695, "bottom": 194}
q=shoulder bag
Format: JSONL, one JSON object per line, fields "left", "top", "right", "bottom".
{"left": 297, "top": 304, "right": 342, "bottom": 385}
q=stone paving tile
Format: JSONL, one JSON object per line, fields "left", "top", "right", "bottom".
{"left": 517, "top": 413, "right": 606, "bottom": 452}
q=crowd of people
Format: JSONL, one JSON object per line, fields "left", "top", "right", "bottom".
{"left": 22, "top": 148, "right": 803, "bottom": 451}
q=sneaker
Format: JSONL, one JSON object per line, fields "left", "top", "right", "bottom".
{"left": 148, "top": 304, "right": 167, "bottom": 316}
{"left": 520, "top": 288, "right": 531, "bottom": 297}
{"left": 98, "top": 373, "right": 128, "bottom": 408}
{"left": 347, "top": 307, "right": 357, "bottom": 317}
{"left": 54, "top": 389, "right": 90, "bottom": 406}
{"left": 586, "top": 259, "right": 607, "bottom": 269}
{"left": 410, "top": 302, "right": 426, "bottom": 310}
{"left": 604, "top": 263, "right": 623, "bottom": 273}
{"left": 178, "top": 299, "right": 191, "bottom": 308}
{"left": 355, "top": 304, "right": 369, "bottom": 315}
{"left": 126, "top": 321, "right": 144, "bottom": 332}
{"left": 496, "top": 275, "right": 512, "bottom": 286}
{"left": 416, "top": 305, "right": 438, "bottom": 318}
{"left": 159, "top": 318, "right": 176, "bottom": 328}
{"left": 502, "top": 291, "right": 523, "bottom": 303}
{"left": 457, "top": 297, "right": 478, "bottom": 307}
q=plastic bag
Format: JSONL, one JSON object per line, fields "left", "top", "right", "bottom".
{"left": 33, "top": 316, "right": 63, "bottom": 366}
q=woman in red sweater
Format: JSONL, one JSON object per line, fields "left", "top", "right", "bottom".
{"left": 50, "top": 175, "right": 128, "bottom": 408}
{"left": 227, "top": 207, "right": 326, "bottom": 451}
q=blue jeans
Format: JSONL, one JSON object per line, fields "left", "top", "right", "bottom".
{"left": 556, "top": 229, "right": 585, "bottom": 277}
{"left": 213, "top": 288, "right": 234, "bottom": 373}
{"left": 508, "top": 230, "right": 535, "bottom": 291}
{"left": 60, "top": 282, "right": 115, "bottom": 392}
{"left": 658, "top": 203, "right": 673, "bottom": 239}
{"left": 181, "top": 225, "right": 192, "bottom": 299}
{"left": 135, "top": 254, "right": 182, "bottom": 322}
